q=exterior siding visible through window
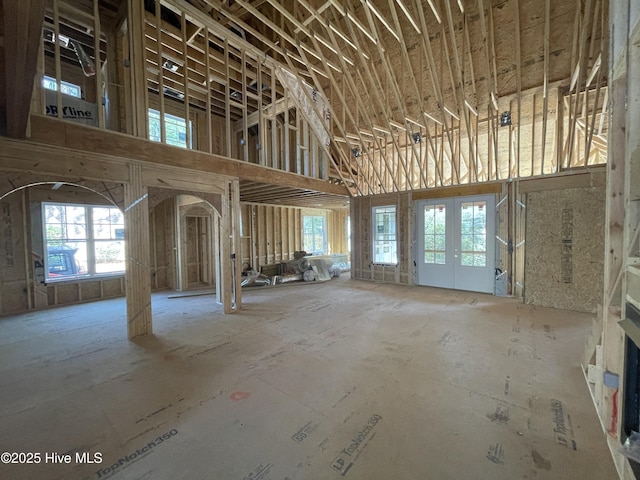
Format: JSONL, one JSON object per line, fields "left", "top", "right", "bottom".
{"left": 373, "top": 206, "right": 397, "bottom": 264}
{"left": 43, "top": 203, "right": 125, "bottom": 281}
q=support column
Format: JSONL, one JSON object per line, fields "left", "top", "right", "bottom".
{"left": 124, "top": 164, "right": 152, "bottom": 338}
{"left": 231, "top": 179, "right": 242, "bottom": 310}
{"left": 220, "top": 182, "right": 233, "bottom": 313}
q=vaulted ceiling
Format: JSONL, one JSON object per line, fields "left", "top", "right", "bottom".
{"left": 0, "top": 0, "right": 608, "bottom": 207}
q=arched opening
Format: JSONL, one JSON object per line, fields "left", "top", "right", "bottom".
{"left": 0, "top": 175, "right": 237, "bottom": 333}
{"left": 0, "top": 179, "right": 126, "bottom": 314}
{"left": 148, "top": 191, "right": 223, "bottom": 305}
{"left": 178, "top": 195, "right": 220, "bottom": 295}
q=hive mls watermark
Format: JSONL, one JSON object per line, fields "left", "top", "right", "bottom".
{"left": 1, "top": 451, "right": 103, "bottom": 464}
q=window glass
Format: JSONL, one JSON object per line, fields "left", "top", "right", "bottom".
{"left": 148, "top": 109, "right": 192, "bottom": 148}
{"left": 424, "top": 204, "right": 446, "bottom": 264}
{"left": 460, "top": 201, "right": 487, "bottom": 267}
{"left": 303, "top": 215, "right": 326, "bottom": 255}
{"left": 373, "top": 206, "right": 397, "bottom": 264}
{"left": 43, "top": 203, "right": 125, "bottom": 280}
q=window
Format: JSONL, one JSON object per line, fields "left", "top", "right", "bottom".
{"left": 460, "top": 201, "right": 487, "bottom": 267}
{"left": 424, "top": 204, "right": 446, "bottom": 264}
{"left": 148, "top": 109, "right": 192, "bottom": 148}
{"left": 303, "top": 215, "right": 326, "bottom": 255}
{"left": 43, "top": 203, "right": 125, "bottom": 281}
{"left": 347, "top": 215, "right": 351, "bottom": 253}
{"left": 373, "top": 205, "right": 397, "bottom": 264}
{"left": 42, "top": 75, "right": 82, "bottom": 98}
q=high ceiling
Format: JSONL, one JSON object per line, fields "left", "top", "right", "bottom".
{"left": 0, "top": 0, "right": 609, "bottom": 208}
{"left": 150, "top": 0, "right": 609, "bottom": 195}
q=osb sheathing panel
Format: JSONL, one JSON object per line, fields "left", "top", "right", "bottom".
{"left": 524, "top": 186, "right": 605, "bottom": 312}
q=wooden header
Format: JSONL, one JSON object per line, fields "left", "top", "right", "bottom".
{"left": 518, "top": 168, "right": 606, "bottom": 194}
{"left": 411, "top": 182, "right": 503, "bottom": 200}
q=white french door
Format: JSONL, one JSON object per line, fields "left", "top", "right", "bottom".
{"left": 416, "top": 195, "right": 496, "bottom": 294}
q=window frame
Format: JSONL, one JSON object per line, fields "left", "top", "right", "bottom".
{"left": 42, "top": 202, "right": 125, "bottom": 282}
{"left": 302, "top": 215, "right": 327, "bottom": 255}
{"left": 148, "top": 108, "right": 193, "bottom": 149}
{"left": 372, "top": 205, "right": 398, "bottom": 265}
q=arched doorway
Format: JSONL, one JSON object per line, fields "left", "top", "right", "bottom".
{"left": 177, "top": 195, "right": 221, "bottom": 298}
{"left": 0, "top": 177, "right": 126, "bottom": 314}
{"left": 149, "top": 191, "right": 222, "bottom": 304}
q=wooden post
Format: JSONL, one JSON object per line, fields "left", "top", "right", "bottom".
{"left": 155, "top": 0, "right": 166, "bottom": 143}
{"left": 230, "top": 180, "right": 242, "bottom": 310}
{"left": 3, "top": 0, "right": 47, "bottom": 138}
{"left": 124, "top": 164, "right": 152, "bottom": 338}
{"left": 181, "top": 12, "right": 191, "bottom": 149}
{"left": 128, "top": 0, "right": 148, "bottom": 137}
{"left": 220, "top": 183, "right": 233, "bottom": 313}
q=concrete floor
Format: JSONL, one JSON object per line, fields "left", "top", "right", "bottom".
{"left": 0, "top": 277, "right": 617, "bottom": 480}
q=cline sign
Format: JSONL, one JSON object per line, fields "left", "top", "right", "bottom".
{"left": 44, "top": 90, "right": 97, "bottom": 126}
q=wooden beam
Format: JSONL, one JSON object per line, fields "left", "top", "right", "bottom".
{"left": 288, "top": 37, "right": 372, "bottom": 195}
{"left": 351, "top": 4, "right": 411, "bottom": 191}
{"left": 541, "top": 0, "right": 550, "bottom": 175}
{"left": 385, "top": 0, "right": 429, "bottom": 189}
{"left": 26, "top": 115, "right": 351, "bottom": 196}
{"left": 412, "top": 182, "right": 502, "bottom": 200}
{"left": 518, "top": 167, "right": 606, "bottom": 194}
{"left": 514, "top": 0, "right": 522, "bottom": 178}
{"left": 3, "top": 0, "right": 47, "bottom": 137}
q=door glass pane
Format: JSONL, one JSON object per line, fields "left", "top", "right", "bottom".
{"left": 424, "top": 204, "right": 446, "bottom": 264}
{"left": 460, "top": 201, "right": 487, "bottom": 267}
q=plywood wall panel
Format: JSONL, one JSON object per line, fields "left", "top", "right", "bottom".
{"left": 102, "top": 278, "right": 124, "bottom": 298}
{"left": 524, "top": 186, "right": 605, "bottom": 312}
{"left": 0, "top": 196, "right": 28, "bottom": 314}
{"left": 81, "top": 281, "right": 102, "bottom": 301}
{"left": 56, "top": 283, "right": 80, "bottom": 305}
